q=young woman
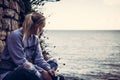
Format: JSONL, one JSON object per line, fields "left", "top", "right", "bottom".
{"left": 0, "top": 12, "right": 57, "bottom": 80}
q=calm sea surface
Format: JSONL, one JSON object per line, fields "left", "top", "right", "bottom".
{"left": 44, "top": 30, "right": 120, "bottom": 80}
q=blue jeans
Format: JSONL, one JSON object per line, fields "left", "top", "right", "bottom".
{"left": 3, "top": 60, "right": 58, "bottom": 80}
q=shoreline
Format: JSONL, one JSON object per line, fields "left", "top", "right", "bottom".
{"left": 63, "top": 75, "right": 120, "bottom": 80}
{"left": 61, "top": 73, "right": 120, "bottom": 80}
{"left": 64, "top": 76, "right": 81, "bottom": 80}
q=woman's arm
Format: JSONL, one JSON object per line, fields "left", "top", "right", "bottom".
{"left": 7, "top": 31, "right": 27, "bottom": 65}
{"left": 34, "top": 38, "right": 51, "bottom": 71}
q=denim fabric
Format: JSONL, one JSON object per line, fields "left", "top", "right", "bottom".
{"left": 47, "top": 59, "right": 58, "bottom": 70}
{"left": 2, "top": 68, "right": 43, "bottom": 80}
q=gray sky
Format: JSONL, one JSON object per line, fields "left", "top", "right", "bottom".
{"left": 42, "top": 0, "right": 120, "bottom": 30}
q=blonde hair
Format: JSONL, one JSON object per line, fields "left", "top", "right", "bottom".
{"left": 22, "top": 12, "right": 45, "bottom": 43}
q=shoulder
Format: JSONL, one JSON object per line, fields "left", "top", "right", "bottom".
{"left": 8, "top": 28, "right": 23, "bottom": 40}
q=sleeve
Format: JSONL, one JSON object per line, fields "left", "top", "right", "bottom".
{"left": 7, "top": 32, "right": 28, "bottom": 66}
{"left": 34, "top": 38, "right": 51, "bottom": 72}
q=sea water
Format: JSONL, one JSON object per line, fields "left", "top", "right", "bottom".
{"left": 44, "top": 30, "right": 120, "bottom": 80}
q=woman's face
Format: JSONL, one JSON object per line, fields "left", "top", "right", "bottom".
{"left": 30, "top": 23, "right": 44, "bottom": 35}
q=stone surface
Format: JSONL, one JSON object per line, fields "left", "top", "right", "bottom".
{"left": 4, "top": 0, "right": 9, "bottom": 8}
{"left": 0, "top": 0, "right": 23, "bottom": 53}
{"left": 0, "top": 30, "right": 6, "bottom": 40}
{"left": 1, "top": 18, "right": 11, "bottom": 30}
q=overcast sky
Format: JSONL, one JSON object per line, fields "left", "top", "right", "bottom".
{"left": 42, "top": 0, "right": 120, "bottom": 30}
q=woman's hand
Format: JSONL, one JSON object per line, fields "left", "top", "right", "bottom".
{"left": 24, "top": 62, "right": 34, "bottom": 69}
{"left": 48, "top": 69, "right": 56, "bottom": 76}
{"left": 42, "top": 70, "right": 52, "bottom": 80}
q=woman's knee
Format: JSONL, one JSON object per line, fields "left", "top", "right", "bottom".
{"left": 47, "top": 59, "right": 58, "bottom": 70}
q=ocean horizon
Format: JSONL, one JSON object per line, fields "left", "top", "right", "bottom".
{"left": 43, "top": 30, "right": 120, "bottom": 80}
